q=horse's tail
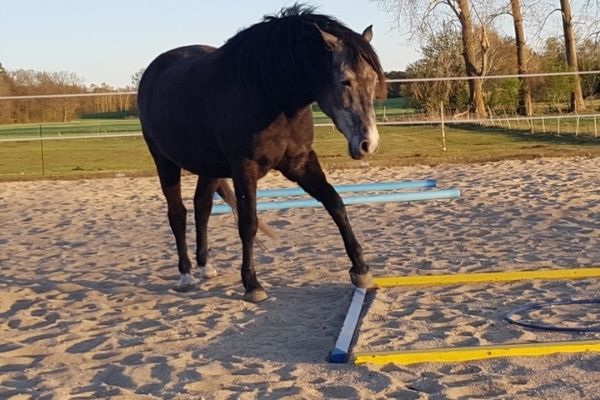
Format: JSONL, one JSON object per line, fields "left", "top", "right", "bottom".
{"left": 216, "top": 179, "right": 278, "bottom": 240}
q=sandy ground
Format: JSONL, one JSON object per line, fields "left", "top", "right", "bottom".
{"left": 1, "top": 156, "right": 599, "bottom": 399}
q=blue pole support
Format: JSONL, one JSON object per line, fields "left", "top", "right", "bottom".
{"left": 211, "top": 188, "right": 461, "bottom": 214}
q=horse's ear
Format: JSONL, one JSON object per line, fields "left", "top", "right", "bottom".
{"left": 315, "top": 24, "right": 342, "bottom": 52}
{"left": 362, "top": 25, "right": 373, "bottom": 43}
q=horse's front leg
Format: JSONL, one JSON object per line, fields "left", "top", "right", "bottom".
{"left": 194, "top": 176, "right": 220, "bottom": 279}
{"left": 232, "top": 161, "right": 268, "bottom": 302}
{"left": 279, "top": 151, "right": 374, "bottom": 288}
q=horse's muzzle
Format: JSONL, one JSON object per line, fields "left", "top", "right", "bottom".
{"left": 349, "top": 133, "right": 380, "bottom": 160}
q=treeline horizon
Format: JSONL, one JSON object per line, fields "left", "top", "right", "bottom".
{"left": 0, "top": 65, "right": 141, "bottom": 125}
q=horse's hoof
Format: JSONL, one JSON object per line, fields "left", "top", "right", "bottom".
{"left": 350, "top": 271, "right": 376, "bottom": 289}
{"left": 200, "top": 263, "right": 217, "bottom": 279}
{"left": 174, "top": 284, "right": 197, "bottom": 293}
{"left": 174, "top": 273, "right": 198, "bottom": 292}
{"left": 243, "top": 288, "right": 269, "bottom": 303}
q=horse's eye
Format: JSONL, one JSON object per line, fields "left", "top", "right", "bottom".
{"left": 340, "top": 79, "right": 351, "bottom": 87}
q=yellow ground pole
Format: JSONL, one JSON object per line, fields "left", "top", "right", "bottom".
{"left": 354, "top": 340, "right": 600, "bottom": 365}
{"left": 373, "top": 267, "right": 600, "bottom": 288}
{"left": 353, "top": 267, "right": 600, "bottom": 365}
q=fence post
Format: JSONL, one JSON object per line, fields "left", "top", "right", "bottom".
{"left": 440, "top": 101, "right": 447, "bottom": 151}
{"left": 502, "top": 108, "right": 512, "bottom": 129}
{"left": 542, "top": 117, "right": 546, "bottom": 134}
{"left": 529, "top": 117, "right": 534, "bottom": 134}
{"left": 575, "top": 115, "right": 580, "bottom": 136}
{"left": 557, "top": 116, "right": 561, "bottom": 136}
{"left": 39, "top": 124, "right": 46, "bottom": 175}
{"left": 595, "top": 116, "right": 598, "bottom": 138}
{"left": 487, "top": 106, "right": 495, "bottom": 127}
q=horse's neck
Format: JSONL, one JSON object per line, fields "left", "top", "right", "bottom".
{"left": 208, "top": 43, "right": 318, "bottom": 118}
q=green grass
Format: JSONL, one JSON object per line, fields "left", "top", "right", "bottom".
{"left": 312, "top": 97, "right": 415, "bottom": 123}
{"left": 1, "top": 124, "right": 599, "bottom": 181}
{"left": 0, "top": 120, "right": 141, "bottom": 139}
{"left": 0, "top": 136, "right": 153, "bottom": 178}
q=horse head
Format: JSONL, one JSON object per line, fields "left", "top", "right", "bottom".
{"left": 314, "top": 25, "right": 386, "bottom": 160}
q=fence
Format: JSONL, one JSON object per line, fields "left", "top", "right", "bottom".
{"left": 1, "top": 71, "right": 599, "bottom": 176}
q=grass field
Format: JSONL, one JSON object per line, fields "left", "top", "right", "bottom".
{"left": 1, "top": 124, "right": 599, "bottom": 181}
{"left": 0, "top": 119, "right": 141, "bottom": 139}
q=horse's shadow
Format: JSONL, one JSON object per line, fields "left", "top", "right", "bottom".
{"left": 1, "top": 268, "right": 360, "bottom": 398}
{"left": 193, "top": 282, "right": 355, "bottom": 364}
{"left": 1, "top": 270, "right": 356, "bottom": 365}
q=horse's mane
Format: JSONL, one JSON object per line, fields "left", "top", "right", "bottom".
{"left": 213, "top": 4, "right": 386, "bottom": 106}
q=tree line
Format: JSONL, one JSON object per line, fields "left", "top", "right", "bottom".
{"left": 0, "top": 64, "right": 137, "bottom": 124}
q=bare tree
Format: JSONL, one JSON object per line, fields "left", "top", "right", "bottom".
{"left": 454, "top": 0, "right": 488, "bottom": 117}
{"left": 0, "top": 63, "right": 15, "bottom": 123}
{"left": 131, "top": 68, "right": 145, "bottom": 90}
{"left": 510, "top": 0, "right": 533, "bottom": 116}
{"left": 373, "top": 0, "right": 490, "bottom": 117}
{"left": 560, "top": 0, "right": 585, "bottom": 112}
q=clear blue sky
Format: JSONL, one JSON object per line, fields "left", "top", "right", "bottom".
{"left": 0, "top": 0, "right": 420, "bottom": 88}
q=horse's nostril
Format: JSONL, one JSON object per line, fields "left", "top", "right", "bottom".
{"left": 360, "top": 140, "right": 370, "bottom": 154}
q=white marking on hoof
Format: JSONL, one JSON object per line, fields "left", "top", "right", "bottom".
{"left": 178, "top": 273, "right": 197, "bottom": 289}
{"left": 200, "top": 263, "right": 217, "bottom": 279}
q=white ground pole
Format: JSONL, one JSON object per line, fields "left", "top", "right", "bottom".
{"left": 329, "top": 288, "right": 367, "bottom": 363}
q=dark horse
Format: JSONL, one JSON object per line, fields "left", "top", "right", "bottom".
{"left": 138, "top": 5, "right": 386, "bottom": 302}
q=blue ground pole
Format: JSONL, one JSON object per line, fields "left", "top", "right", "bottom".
{"left": 255, "top": 179, "right": 436, "bottom": 198}
{"left": 211, "top": 188, "right": 461, "bottom": 214}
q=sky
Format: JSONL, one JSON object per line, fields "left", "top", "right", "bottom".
{"left": 0, "top": 0, "right": 421, "bottom": 88}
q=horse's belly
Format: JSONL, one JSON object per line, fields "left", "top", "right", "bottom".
{"left": 185, "top": 162, "right": 232, "bottom": 178}
{"left": 170, "top": 148, "right": 231, "bottom": 178}
{"left": 148, "top": 128, "right": 231, "bottom": 178}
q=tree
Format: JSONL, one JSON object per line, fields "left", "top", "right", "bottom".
{"left": 577, "top": 38, "right": 600, "bottom": 98}
{"left": 384, "top": 70, "right": 406, "bottom": 98}
{"left": 455, "top": 0, "right": 488, "bottom": 117}
{"left": 535, "top": 37, "right": 574, "bottom": 112}
{"left": 373, "top": 0, "right": 490, "bottom": 117}
{"left": 560, "top": 0, "right": 585, "bottom": 112}
{"left": 131, "top": 68, "right": 145, "bottom": 90}
{"left": 0, "top": 63, "right": 15, "bottom": 123}
{"left": 510, "top": 0, "right": 533, "bottom": 116}
{"left": 404, "top": 23, "right": 470, "bottom": 114}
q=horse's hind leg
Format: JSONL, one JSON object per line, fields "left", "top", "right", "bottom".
{"left": 278, "top": 151, "right": 374, "bottom": 289}
{"left": 151, "top": 154, "right": 195, "bottom": 291}
{"left": 194, "top": 176, "right": 220, "bottom": 279}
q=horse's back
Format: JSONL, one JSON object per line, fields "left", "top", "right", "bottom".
{"left": 138, "top": 45, "right": 215, "bottom": 116}
{"left": 138, "top": 45, "right": 230, "bottom": 176}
